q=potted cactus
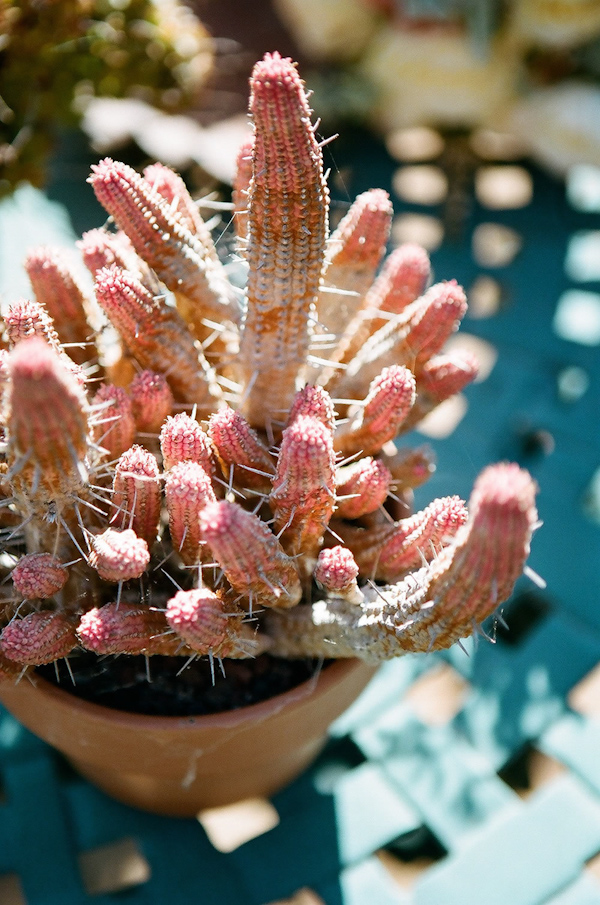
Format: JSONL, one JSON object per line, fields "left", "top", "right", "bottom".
{"left": 0, "top": 53, "right": 538, "bottom": 817}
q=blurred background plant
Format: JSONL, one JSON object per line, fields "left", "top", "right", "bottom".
{"left": 0, "top": 0, "right": 213, "bottom": 198}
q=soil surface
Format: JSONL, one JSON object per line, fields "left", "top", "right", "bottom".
{"left": 37, "top": 652, "right": 326, "bottom": 716}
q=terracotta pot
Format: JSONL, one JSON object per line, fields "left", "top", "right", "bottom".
{"left": 0, "top": 659, "right": 376, "bottom": 817}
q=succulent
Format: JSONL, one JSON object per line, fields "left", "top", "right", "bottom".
{"left": 0, "top": 53, "right": 539, "bottom": 690}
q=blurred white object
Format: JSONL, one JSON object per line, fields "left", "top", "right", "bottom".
{"left": 508, "top": 0, "right": 600, "bottom": 49}
{"left": 273, "top": 0, "right": 378, "bottom": 60}
{"left": 360, "top": 24, "right": 520, "bottom": 131}
{"left": 503, "top": 82, "right": 600, "bottom": 176}
{"left": 82, "top": 97, "right": 250, "bottom": 184}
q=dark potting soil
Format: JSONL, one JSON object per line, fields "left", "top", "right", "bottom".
{"left": 37, "top": 652, "right": 327, "bottom": 716}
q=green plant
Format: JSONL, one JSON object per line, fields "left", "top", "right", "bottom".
{"left": 0, "top": 0, "right": 212, "bottom": 197}
{"left": 0, "top": 53, "right": 538, "bottom": 688}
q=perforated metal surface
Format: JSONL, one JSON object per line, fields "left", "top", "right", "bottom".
{"left": 0, "top": 134, "right": 599, "bottom": 904}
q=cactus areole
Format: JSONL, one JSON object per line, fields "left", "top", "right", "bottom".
{"left": 0, "top": 55, "right": 539, "bottom": 814}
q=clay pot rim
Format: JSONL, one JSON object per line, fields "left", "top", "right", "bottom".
{"left": 18, "top": 657, "right": 358, "bottom": 731}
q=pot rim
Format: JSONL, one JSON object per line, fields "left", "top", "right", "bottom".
{"left": 6, "top": 657, "right": 364, "bottom": 731}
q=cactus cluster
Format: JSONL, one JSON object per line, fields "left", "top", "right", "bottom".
{"left": 0, "top": 54, "right": 539, "bottom": 690}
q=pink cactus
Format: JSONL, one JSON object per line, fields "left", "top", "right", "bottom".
{"left": 12, "top": 553, "right": 68, "bottom": 599}
{"left": 0, "top": 52, "right": 541, "bottom": 682}
{"left": 269, "top": 414, "right": 336, "bottom": 557}
{"left": 0, "top": 612, "right": 77, "bottom": 665}
{"left": 165, "top": 587, "right": 232, "bottom": 654}
{"left": 200, "top": 500, "right": 302, "bottom": 609}
{"left": 129, "top": 370, "right": 174, "bottom": 434}
{"left": 237, "top": 53, "right": 328, "bottom": 427}
{"left": 164, "top": 462, "right": 216, "bottom": 565}
{"left": 334, "top": 365, "right": 416, "bottom": 456}
{"left": 208, "top": 405, "right": 275, "bottom": 492}
{"left": 159, "top": 413, "right": 215, "bottom": 473}
{"left": 91, "top": 384, "right": 136, "bottom": 460}
{"left": 285, "top": 385, "right": 336, "bottom": 433}
{"left": 89, "top": 528, "right": 150, "bottom": 582}
{"left": 94, "top": 264, "right": 220, "bottom": 408}
{"left": 111, "top": 445, "right": 161, "bottom": 547}
{"left": 24, "top": 246, "right": 94, "bottom": 366}
{"left": 314, "top": 546, "right": 363, "bottom": 603}
{"left": 5, "top": 336, "right": 89, "bottom": 507}
{"left": 335, "top": 457, "right": 392, "bottom": 519}
{"left": 78, "top": 602, "right": 179, "bottom": 656}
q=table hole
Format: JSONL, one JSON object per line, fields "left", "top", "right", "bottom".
{"left": 416, "top": 394, "right": 467, "bottom": 438}
{"left": 557, "top": 365, "right": 589, "bottom": 403}
{"left": 0, "top": 875, "right": 27, "bottom": 905}
{"left": 565, "top": 231, "right": 600, "bottom": 282}
{"left": 376, "top": 849, "right": 434, "bottom": 891}
{"left": 391, "top": 213, "right": 444, "bottom": 251}
{"left": 467, "top": 275, "right": 506, "bottom": 318}
{"left": 585, "top": 851, "right": 600, "bottom": 883}
{"left": 569, "top": 663, "right": 600, "bottom": 717}
{"left": 470, "top": 129, "right": 526, "bottom": 161}
{"left": 198, "top": 797, "right": 280, "bottom": 853}
{"left": 444, "top": 333, "right": 498, "bottom": 381}
{"left": 404, "top": 664, "right": 469, "bottom": 726}
{"left": 475, "top": 166, "right": 533, "bottom": 209}
{"left": 498, "top": 745, "right": 566, "bottom": 799}
{"left": 567, "top": 165, "right": 600, "bottom": 213}
{"left": 472, "top": 222, "right": 523, "bottom": 268}
{"left": 79, "top": 837, "right": 150, "bottom": 896}
{"left": 380, "top": 824, "right": 447, "bottom": 890}
{"left": 554, "top": 290, "right": 600, "bottom": 345}
{"left": 392, "top": 165, "right": 448, "bottom": 206}
{"left": 386, "top": 126, "right": 444, "bottom": 162}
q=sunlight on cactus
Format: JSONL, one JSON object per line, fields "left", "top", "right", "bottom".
{"left": 0, "top": 53, "right": 540, "bottom": 688}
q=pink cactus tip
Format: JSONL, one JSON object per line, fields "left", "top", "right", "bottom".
{"left": 422, "top": 463, "right": 539, "bottom": 645}
{"left": 111, "top": 445, "right": 161, "bottom": 546}
{"left": 377, "top": 243, "right": 432, "bottom": 314}
{"left": 160, "top": 413, "right": 214, "bottom": 473}
{"left": 3, "top": 298, "right": 61, "bottom": 350}
{"left": 335, "top": 365, "right": 416, "bottom": 456}
{"left": 407, "top": 280, "right": 468, "bottom": 364}
{"left": 6, "top": 336, "right": 89, "bottom": 502}
{"left": 143, "top": 162, "right": 203, "bottom": 235}
{"left": 129, "top": 370, "right": 173, "bottom": 433}
{"left": 286, "top": 385, "right": 336, "bottom": 433}
{"left": 89, "top": 528, "right": 150, "bottom": 582}
{"left": 164, "top": 461, "right": 216, "bottom": 565}
{"left": 200, "top": 500, "right": 302, "bottom": 609}
{"left": 12, "top": 553, "right": 68, "bottom": 599}
{"left": 419, "top": 351, "right": 480, "bottom": 400}
{"left": 0, "top": 611, "right": 77, "bottom": 665}
{"left": 327, "top": 189, "right": 393, "bottom": 269}
{"left": 314, "top": 546, "right": 363, "bottom": 603}
{"left": 165, "top": 588, "right": 229, "bottom": 654}
{"left": 208, "top": 405, "right": 275, "bottom": 491}
{"left": 374, "top": 494, "right": 468, "bottom": 581}
{"left": 335, "top": 457, "right": 392, "bottom": 519}
{"left": 91, "top": 383, "right": 136, "bottom": 459}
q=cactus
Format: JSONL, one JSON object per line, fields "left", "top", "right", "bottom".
{"left": 0, "top": 54, "right": 539, "bottom": 699}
